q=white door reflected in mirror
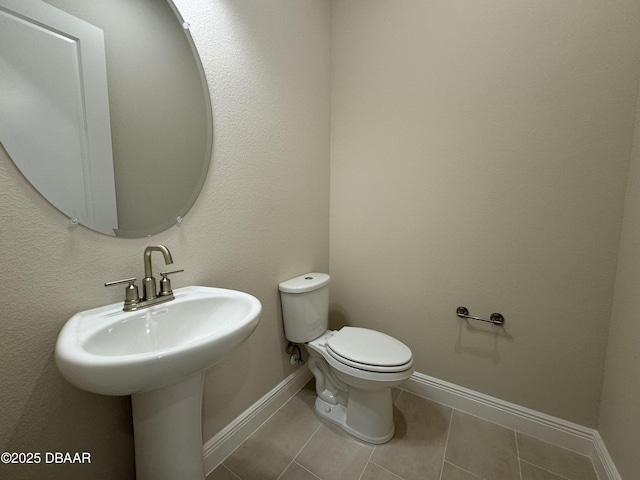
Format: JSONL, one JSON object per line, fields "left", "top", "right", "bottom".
{"left": 0, "top": 0, "right": 212, "bottom": 237}
{"left": 0, "top": 0, "right": 117, "bottom": 235}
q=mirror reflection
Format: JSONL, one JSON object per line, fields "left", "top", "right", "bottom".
{"left": 0, "top": 0, "right": 212, "bottom": 237}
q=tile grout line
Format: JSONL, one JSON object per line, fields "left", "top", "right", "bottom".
{"left": 275, "top": 423, "right": 324, "bottom": 480}
{"left": 437, "top": 408, "right": 489, "bottom": 479}
{"left": 218, "top": 461, "right": 243, "bottom": 480}
{"left": 443, "top": 462, "right": 486, "bottom": 480}
{"left": 519, "top": 459, "right": 572, "bottom": 480}
{"left": 437, "top": 407, "right": 455, "bottom": 480}
{"left": 367, "top": 460, "right": 406, "bottom": 480}
{"left": 217, "top": 391, "right": 306, "bottom": 476}
{"left": 357, "top": 445, "right": 377, "bottom": 480}
{"left": 515, "top": 428, "right": 524, "bottom": 480}
{"left": 216, "top": 464, "right": 242, "bottom": 480}
{"left": 359, "top": 390, "right": 405, "bottom": 480}
{"left": 292, "top": 461, "right": 324, "bottom": 480}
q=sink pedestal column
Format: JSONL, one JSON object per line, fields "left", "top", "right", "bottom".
{"left": 131, "top": 373, "right": 205, "bottom": 480}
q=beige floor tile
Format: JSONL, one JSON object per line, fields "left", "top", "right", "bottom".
{"left": 445, "top": 411, "right": 519, "bottom": 480}
{"left": 370, "top": 391, "right": 451, "bottom": 480}
{"left": 222, "top": 392, "right": 321, "bottom": 480}
{"left": 214, "top": 383, "right": 603, "bottom": 480}
{"left": 517, "top": 433, "right": 597, "bottom": 480}
{"left": 440, "top": 462, "right": 483, "bottom": 480}
{"left": 295, "top": 421, "right": 374, "bottom": 480}
{"left": 279, "top": 461, "right": 323, "bottom": 480}
{"left": 520, "top": 460, "right": 567, "bottom": 480}
{"left": 206, "top": 464, "right": 241, "bottom": 480}
{"left": 361, "top": 462, "right": 404, "bottom": 480}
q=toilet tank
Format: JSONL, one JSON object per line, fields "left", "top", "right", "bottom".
{"left": 278, "top": 273, "right": 330, "bottom": 343}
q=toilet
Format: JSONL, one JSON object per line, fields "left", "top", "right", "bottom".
{"left": 279, "top": 273, "right": 414, "bottom": 444}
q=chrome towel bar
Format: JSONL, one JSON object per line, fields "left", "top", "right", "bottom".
{"left": 456, "top": 306, "right": 505, "bottom": 326}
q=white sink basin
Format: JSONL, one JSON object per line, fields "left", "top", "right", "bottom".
{"left": 55, "top": 286, "right": 262, "bottom": 396}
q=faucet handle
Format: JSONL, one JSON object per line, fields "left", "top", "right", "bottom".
{"left": 158, "top": 269, "right": 184, "bottom": 297}
{"left": 105, "top": 277, "right": 140, "bottom": 311}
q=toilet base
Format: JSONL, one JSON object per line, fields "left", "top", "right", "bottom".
{"left": 314, "top": 389, "right": 395, "bottom": 444}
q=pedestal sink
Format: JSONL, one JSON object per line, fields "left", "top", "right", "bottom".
{"left": 55, "top": 286, "right": 261, "bottom": 480}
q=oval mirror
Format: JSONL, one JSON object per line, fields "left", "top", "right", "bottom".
{"left": 0, "top": 0, "right": 212, "bottom": 237}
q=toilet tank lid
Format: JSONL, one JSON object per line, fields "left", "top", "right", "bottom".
{"left": 279, "top": 273, "right": 330, "bottom": 293}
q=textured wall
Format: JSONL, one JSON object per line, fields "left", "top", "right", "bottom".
{"left": 599, "top": 90, "right": 640, "bottom": 479}
{"left": 329, "top": 0, "right": 640, "bottom": 427}
{"left": 0, "top": 0, "right": 330, "bottom": 478}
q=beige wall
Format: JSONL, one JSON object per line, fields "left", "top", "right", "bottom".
{"left": 599, "top": 92, "right": 640, "bottom": 479}
{"left": 330, "top": 0, "right": 640, "bottom": 427}
{"left": 0, "top": 0, "right": 330, "bottom": 478}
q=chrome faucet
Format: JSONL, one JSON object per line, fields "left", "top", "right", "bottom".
{"left": 105, "top": 245, "right": 183, "bottom": 311}
{"left": 142, "top": 245, "right": 173, "bottom": 301}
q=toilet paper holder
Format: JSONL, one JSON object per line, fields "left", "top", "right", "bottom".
{"left": 456, "top": 306, "right": 505, "bottom": 326}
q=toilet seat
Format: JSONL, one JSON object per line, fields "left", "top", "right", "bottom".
{"left": 326, "top": 327, "right": 413, "bottom": 373}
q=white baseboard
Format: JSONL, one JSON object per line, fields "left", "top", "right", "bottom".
{"left": 202, "top": 366, "right": 313, "bottom": 475}
{"left": 202, "top": 368, "right": 620, "bottom": 480}
{"left": 401, "top": 372, "right": 620, "bottom": 480}
{"left": 591, "top": 431, "right": 622, "bottom": 480}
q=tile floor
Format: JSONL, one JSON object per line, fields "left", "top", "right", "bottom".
{"left": 207, "top": 382, "right": 599, "bottom": 480}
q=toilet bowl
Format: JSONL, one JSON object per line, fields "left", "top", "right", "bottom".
{"left": 279, "top": 273, "right": 414, "bottom": 444}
